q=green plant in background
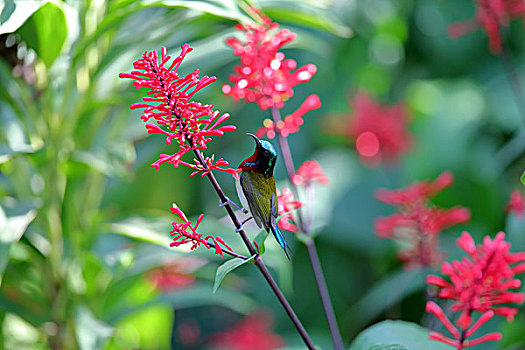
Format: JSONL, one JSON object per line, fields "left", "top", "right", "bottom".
{"left": 0, "top": 1, "right": 347, "bottom": 349}
{"left": 2, "top": 0, "right": 525, "bottom": 349}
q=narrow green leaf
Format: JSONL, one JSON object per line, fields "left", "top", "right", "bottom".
{"left": 0, "top": 206, "right": 37, "bottom": 286}
{"left": 369, "top": 345, "right": 408, "bottom": 350}
{"left": 110, "top": 217, "right": 172, "bottom": 247}
{"left": 0, "top": 0, "right": 46, "bottom": 35}
{"left": 16, "top": 1, "right": 67, "bottom": 68}
{"left": 349, "top": 320, "right": 453, "bottom": 350}
{"left": 265, "top": 7, "right": 352, "bottom": 38}
{"left": 253, "top": 230, "right": 269, "bottom": 255}
{"left": 343, "top": 270, "right": 425, "bottom": 329}
{"left": 521, "top": 171, "right": 525, "bottom": 187}
{"left": 213, "top": 256, "right": 255, "bottom": 293}
{"left": 139, "top": 0, "right": 249, "bottom": 22}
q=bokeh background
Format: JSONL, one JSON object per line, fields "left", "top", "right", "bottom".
{"left": 1, "top": 0, "right": 525, "bottom": 349}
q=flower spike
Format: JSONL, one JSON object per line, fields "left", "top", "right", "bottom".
{"left": 119, "top": 44, "right": 237, "bottom": 176}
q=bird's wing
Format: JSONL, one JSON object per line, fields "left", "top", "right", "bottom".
{"left": 240, "top": 171, "right": 274, "bottom": 231}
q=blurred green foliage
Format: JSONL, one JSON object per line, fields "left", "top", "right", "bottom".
{"left": 0, "top": 0, "right": 524, "bottom": 349}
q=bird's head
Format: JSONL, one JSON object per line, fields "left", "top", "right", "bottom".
{"left": 239, "top": 133, "right": 277, "bottom": 175}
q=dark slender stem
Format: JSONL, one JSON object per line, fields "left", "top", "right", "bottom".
{"left": 192, "top": 149, "right": 316, "bottom": 350}
{"left": 207, "top": 240, "right": 249, "bottom": 260}
{"left": 270, "top": 107, "right": 306, "bottom": 231}
{"left": 270, "top": 107, "right": 344, "bottom": 350}
{"left": 306, "top": 240, "right": 345, "bottom": 350}
{"left": 501, "top": 44, "right": 525, "bottom": 126}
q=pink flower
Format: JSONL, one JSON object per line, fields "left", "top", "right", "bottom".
{"left": 256, "top": 95, "right": 322, "bottom": 139}
{"left": 277, "top": 187, "right": 302, "bottom": 233}
{"left": 426, "top": 301, "right": 502, "bottom": 349}
{"left": 222, "top": 12, "right": 317, "bottom": 110}
{"left": 374, "top": 172, "right": 471, "bottom": 268}
{"left": 169, "top": 204, "right": 232, "bottom": 257}
{"left": 210, "top": 312, "right": 285, "bottom": 350}
{"left": 448, "top": 0, "right": 525, "bottom": 54}
{"left": 335, "top": 92, "right": 412, "bottom": 166}
{"left": 506, "top": 190, "right": 525, "bottom": 218}
{"left": 291, "top": 160, "right": 330, "bottom": 187}
{"left": 119, "top": 44, "right": 238, "bottom": 176}
{"left": 427, "top": 231, "right": 525, "bottom": 328}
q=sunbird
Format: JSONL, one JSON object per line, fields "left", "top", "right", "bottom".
{"left": 236, "top": 133, "right": 290, "bottom": 259}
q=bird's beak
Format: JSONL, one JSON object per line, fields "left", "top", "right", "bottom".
{"left": 246, "top": 133, "right": 262, "bottom": 147}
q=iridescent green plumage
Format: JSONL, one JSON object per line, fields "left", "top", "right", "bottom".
{"left": 237, "top": 134, "right": 290, "bottom": 259}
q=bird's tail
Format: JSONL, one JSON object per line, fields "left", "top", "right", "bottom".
{"left": 271, "top": 224, "right": 291, "bottom": 260}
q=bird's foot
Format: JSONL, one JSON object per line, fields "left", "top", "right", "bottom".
{"left": 220, "top": 196, "right": 249, "bottom": 214}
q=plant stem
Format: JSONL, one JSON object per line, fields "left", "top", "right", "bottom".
{"left": 192, "top": 149, "right": 316, "bottom": 350}
{"left": 305, "top": 240, "right": 345, "bottom": 350}
{"left": 495, "top": 45, "right": 525, "bottom": 169}
{"left": 207, "top": 240, "right": 249, "bottom": 260}
{"left": 501, "top": 44, "right": 525, "bottom": 126}
{"left": 270, "top": 107, "right": 344, "bottom": 350}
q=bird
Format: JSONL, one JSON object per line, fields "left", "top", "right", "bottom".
{"left": 236, "top": 133, "right": 290, "bottom": 259}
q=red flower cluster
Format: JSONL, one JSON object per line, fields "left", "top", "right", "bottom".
{"left": 169, "top": 204, "right": 232, "bottom": 257}
{"left": 277, "top": 187, "right": 302, "bottom": 233}
{"left": 291, "top": 160, "right": 330, "bottom": 187}
{"left": 374, "top": 172, "right": 471, "bottom": 267}
{"left": 426, "top": 301, "right": 501, "bottom": 349}
{"left": 256, "top": 94, "right": 322, "bottom": 139}
{"left": 448, "top": 0, "right": 525, "bottom": 54}
{"left": 426, "top": 231, "right": 525, "bottom": 349}
{"left": 119, "top": 44, "right": 238, "bottom": 176}
{"left": 339, "top": 92, "right": 412, "bottom": 166}
{"left": 506, "top": 189, "right": 525, "bottom": 217}
{"left": 210, "top": 312, "right": 284, "bottom": 350}
{"left": 147, "top": 258, "right": 205, "bottom": 291}
{"left": 222, "top": 13, "right": 317, "bottom": 110}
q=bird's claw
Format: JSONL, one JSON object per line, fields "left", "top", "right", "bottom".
{"left": 220, "top": 196, "right": 248, "bottom": 214}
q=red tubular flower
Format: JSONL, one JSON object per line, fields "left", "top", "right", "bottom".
{"left": 222, "top": 12, "right": 317, "bottom": 110}
{"left": 374, "top": 172, "right": 471, "bottom": 268}
{"left": 119, "top": 44, "right": 238, "bottom": 176}
{"left": 169, "top": 204, "right": 233, "bottom": 257}
{"left": 292, "top": 160, "right": 330, "bottom": 186}
{"left": 426, "top": 301, "right": 502, "bottom": 349}
{"left": 506, "top": 190, "right": 525, "bottom": 217}
{"left": 448, "top": 0, "right": 525, "bottom": 54}
{"left": 276, "top": 187, "right": 302, "bottom": 233}
{"left": 426, "top": 231, "right": 525, "bottom": 328}
{"left": 332, "top": 92, "right": 412, "bottom": 166}
{"left": 256, "top": 94, "right": 322, "bottom": 139}
{"left": 210, "top": 312, "right": 285, "bottom": 350}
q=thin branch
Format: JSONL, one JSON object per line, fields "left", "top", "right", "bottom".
{"left": 270, "top": 106, "right": 344, "bottom": 350}
{"left": 192, "top": 149, "right": 316, "bottom": 350}
{"left": 206, "top": 240, "right": 250, "bottom": 260}
{"left": 501, "top": 44, "right": 525, "bottom": 126}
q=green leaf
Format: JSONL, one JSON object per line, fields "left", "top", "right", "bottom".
{"left": 253, "top": 230, "right": 269, "bottom": 255}
{"left": 75, "top": 306, "right": 114, "bottom": 350}
{"left": 349, "top": 320, "right": 453, "bottom": 350}
{"left": 369, "top": 345, "right": 408, "bottom": 350}
{"left": 139, "top": 0, "right": 249, "bottom": 22}
{"left": 343, "top": 270, "right": 426, "bottom": 329}
{"left": 0, "top": 0, "right": 46, "bottom": 35}
{"left": 110, "top": 216, "right": 172, "bottom": 247}
{"left": 16, "top": 1, "right": 67, "bottom": 68}
{"left": 0, "top": 206, "right": 37, "bottom": 286}
{"left": 212, "top": 256, "right": 255, "bottom": 293}
{"left": 264, "top": 6, "right": 352, "bottom": 38}
{"left": 521, "top": 171, "right": 525, "bottom": 187}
